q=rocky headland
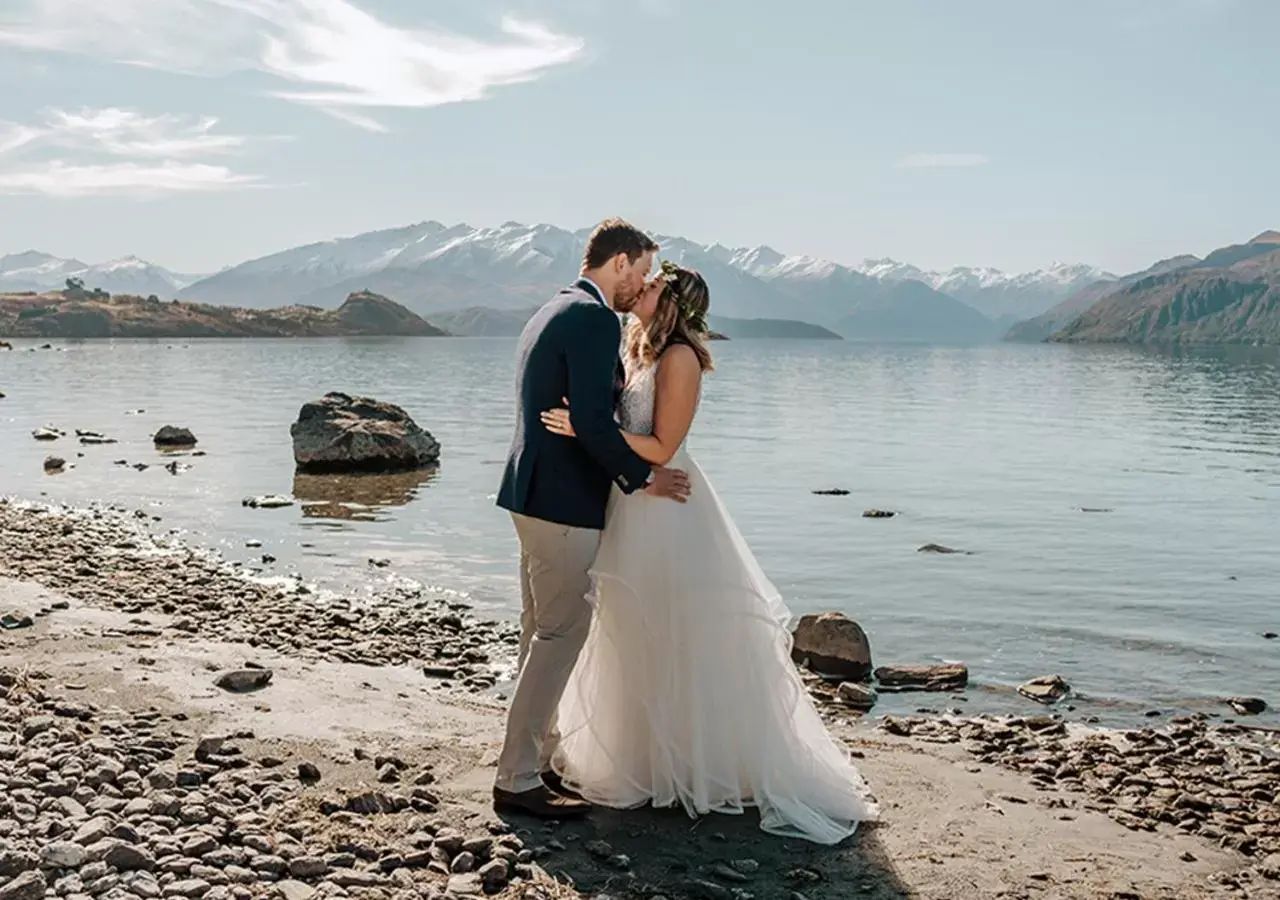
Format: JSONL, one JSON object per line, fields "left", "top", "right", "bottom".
{"left": 0, "top": 291, "right": 449, "bottom": 340}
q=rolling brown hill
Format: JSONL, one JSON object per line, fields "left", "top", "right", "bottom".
{"left": 0, "top": 289, "right": 449, "bottom": 339}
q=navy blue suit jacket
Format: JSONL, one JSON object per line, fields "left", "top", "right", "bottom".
{"left": 496, "top": 279, "right": 652, "bottom": 530}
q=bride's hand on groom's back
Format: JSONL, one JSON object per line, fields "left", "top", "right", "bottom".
{"left": 645, "top": 466, "right": 690, "bottom": 503}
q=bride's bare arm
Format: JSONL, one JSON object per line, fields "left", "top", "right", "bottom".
{"left": 541, "top": 345, "right": 703, "bottom": 466}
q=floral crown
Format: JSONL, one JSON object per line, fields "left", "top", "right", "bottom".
{"left": 657, "top": 260, "right": 708, "bottom": 333}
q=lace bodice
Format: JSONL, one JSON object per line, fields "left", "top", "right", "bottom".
{"left": 617, "top": 354, "right": 701, "bottom": 445}
{"left": 618, "top": 356, "right": 657, "bottom": 435}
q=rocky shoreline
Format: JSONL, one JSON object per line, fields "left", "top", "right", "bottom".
{"left": 876, "top": 715, "right": 1280, "bottom": 890}
{"left": 0, "top": 499, "right": 517, "bottom": 693}
{"left": 3, "top": 498, "right": 1278, "bottom": 898}
{"left": 0, "top": 668, "right": 550, "bottom": 900}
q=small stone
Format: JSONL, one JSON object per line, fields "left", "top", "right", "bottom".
{"left": 684, "top": 880, "right": 732, "bottom": 900}
{"left": 1018, "top": 675, "right": 1071, "bottom": 705}
{"left": 584, "top": 841, "right": 613, "bottom": 860}
{"left": 195, "top": 735, "right": 226, "bottom": 761}
{"left": 861, "top": 508, "right": 895, "bottom": 517}
{"left": 287, "top": 859, "right": 327, "bottom": 880}
{"left": 2, "top": 613, "right": 35, "bottom": 631}
{"left": 0, "top": 851, "right": 38, "bottom": 878}
{"left": 477, "top": 860, "right": 508, "bottom": 891}
{"left": 44, "top": 456, "right": 66, "bottom": 472}
{"left": 297, "top": 762, "right": 321, "bottom": 783}
{"left": 343, "top": 791, "right": 404, "bottom": 815}
{"left": 41, "top": 842, "right": 88, "bottom": 869}
{"left": 712, "top": 864, "right": 748, "bottom": 883}
{"left": 1225, "top": 697, "right": 1267, "bottom": 716}
{"left": 917, "top": 543, "right": 972, "bottom": 555}
{"left": 72, "top": 819, "right": 113, "bottom": 846}
{"left": 450, "top": 853, "right": 476, "bottom": 874}
{"left": 810, "top": 488, "right": 850, "bottom": 496}
{"left": 836, "top": 682, "right": 877, "bottom": 710}
{"left": 241, "top": 496, "right": 294, "bottom": 510}
{"left": 325, "top": 870, "right": 380, "bottom": 889}
{"left": 0, "top": 870, "right": 47, "bottom": 900}
{"left": 105, "top": 844, "right": 155, "bottom": 872}
{"left": 443, "top": 874, "right": 482, "bottom": 897}
{"left": 181, "top": 837, "right": 219, "bottom": 859}
{"left": 274, "top": 882, "right": 316, "bottom": 900}
{"left": 1259, "top": 853, "right": 1280, "bottom": 880}
{"left": 214, "top": 670, "right": 273, "bottom": 693}
{"left": 165, "top": 878, "right": 213, "bottom": 898}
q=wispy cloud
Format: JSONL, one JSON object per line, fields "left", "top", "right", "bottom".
{"left": 895, "top": 153, "right": 991, "bottom": 169}
{"left": 5, "top": 108, "right": 257, "bottom": 159}
{"left": 0, "top": 162, "right": 261, "bottom": 197}
{"left": 0, "top": 1, "right": 586, "bottom": 132}
{"left": 0, "top": 107, "right": 269, "bottom": 196}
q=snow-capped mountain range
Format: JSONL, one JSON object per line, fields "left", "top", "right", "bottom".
{"left": 0, "top": 251, "right": 203, "bottom": 298}
{"left": 855, "top": 259, "right": 1115, "bottom": 323}
{"left": 2, "top": 221, "right": 1114, "bottom": 340}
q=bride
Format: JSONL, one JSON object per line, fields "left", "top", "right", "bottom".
{"left": 538, "top": 261, "right": 878, "bottom": 845}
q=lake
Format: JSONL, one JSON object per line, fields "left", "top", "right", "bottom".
{"left": 1, "top": 336, "right": 1277, "bottom": 725}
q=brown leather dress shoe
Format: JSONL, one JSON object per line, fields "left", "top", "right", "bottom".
{"left": 540, "top": 769, "right": 585, "bottom": 801}
{"left": 493, "top": 785, "right": 591, "bottom": 818}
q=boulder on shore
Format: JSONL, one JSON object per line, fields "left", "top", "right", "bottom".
{"left": 790, "top": 612, "right": 872, "bottom": 682}
{"left": 291, "top": 392, "right": 440, "bottom": 474}
{"left": 1018, "top": 674, "right": 1071, "bottom": 705}
{"left": 875, "top": 663, "right": 969, "bottom": 692}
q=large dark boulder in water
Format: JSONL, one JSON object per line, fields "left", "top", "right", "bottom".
{"left": 154, "top": 425, "right": 197, "bottom": 447}
{"left": 291, "top": 392, "right": 440, "bottom": 473}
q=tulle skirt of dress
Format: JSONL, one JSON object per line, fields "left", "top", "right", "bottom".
{"left": 552, "top": 450, "right": 878, "bottom": 845}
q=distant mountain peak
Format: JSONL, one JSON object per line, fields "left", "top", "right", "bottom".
{"left": 1249, "top": 230, "right": 1280, "bottom": 245}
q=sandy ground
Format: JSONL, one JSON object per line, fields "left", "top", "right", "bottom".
{"left": 1, "top": 576, "right": 1257, "bottom": 900}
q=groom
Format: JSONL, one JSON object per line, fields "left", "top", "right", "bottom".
{"left": 493, "top": 218, "right": 690, "bottom": 817}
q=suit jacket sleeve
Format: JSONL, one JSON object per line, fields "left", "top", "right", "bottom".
{"left": 564, "top": 306, "right": 653, "bottom": 494}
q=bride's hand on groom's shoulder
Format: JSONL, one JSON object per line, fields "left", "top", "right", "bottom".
{"left": 645, "top": 466, "right": 690, "bottom": 503}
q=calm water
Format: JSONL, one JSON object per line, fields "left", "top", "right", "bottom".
{"left": 2, "top": 337, "right": 1277, "bottom": 725}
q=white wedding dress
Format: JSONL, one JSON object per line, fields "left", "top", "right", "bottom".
{"left": 552, "top": 355, "right": 878, "bottom": 844}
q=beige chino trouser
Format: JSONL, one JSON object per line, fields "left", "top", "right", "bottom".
{"left": 494, "top": 512, "right": 600, "bottom": 793}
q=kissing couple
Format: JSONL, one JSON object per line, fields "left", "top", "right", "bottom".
{"left": 494, "top": 218, "right": 877, "bottom": 844}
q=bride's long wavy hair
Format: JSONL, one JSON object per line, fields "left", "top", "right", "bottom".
{"left": 624, "top": 262, "right": 714, "bottom": 372}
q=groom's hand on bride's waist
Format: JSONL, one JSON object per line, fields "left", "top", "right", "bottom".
{"left": 644, "top": 466, "right": 691, "bottom": 502}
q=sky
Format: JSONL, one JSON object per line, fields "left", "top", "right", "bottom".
{"left": 0, "top": 0, "right": 1277, "bottom": 276}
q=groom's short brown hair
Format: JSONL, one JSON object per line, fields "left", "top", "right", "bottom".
{"left": 582, "top": 218, "right": 659, "bottom": 271}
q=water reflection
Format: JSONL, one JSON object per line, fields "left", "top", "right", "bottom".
{"left": 292, "top": 466, "right": 439, "bottom": 522}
